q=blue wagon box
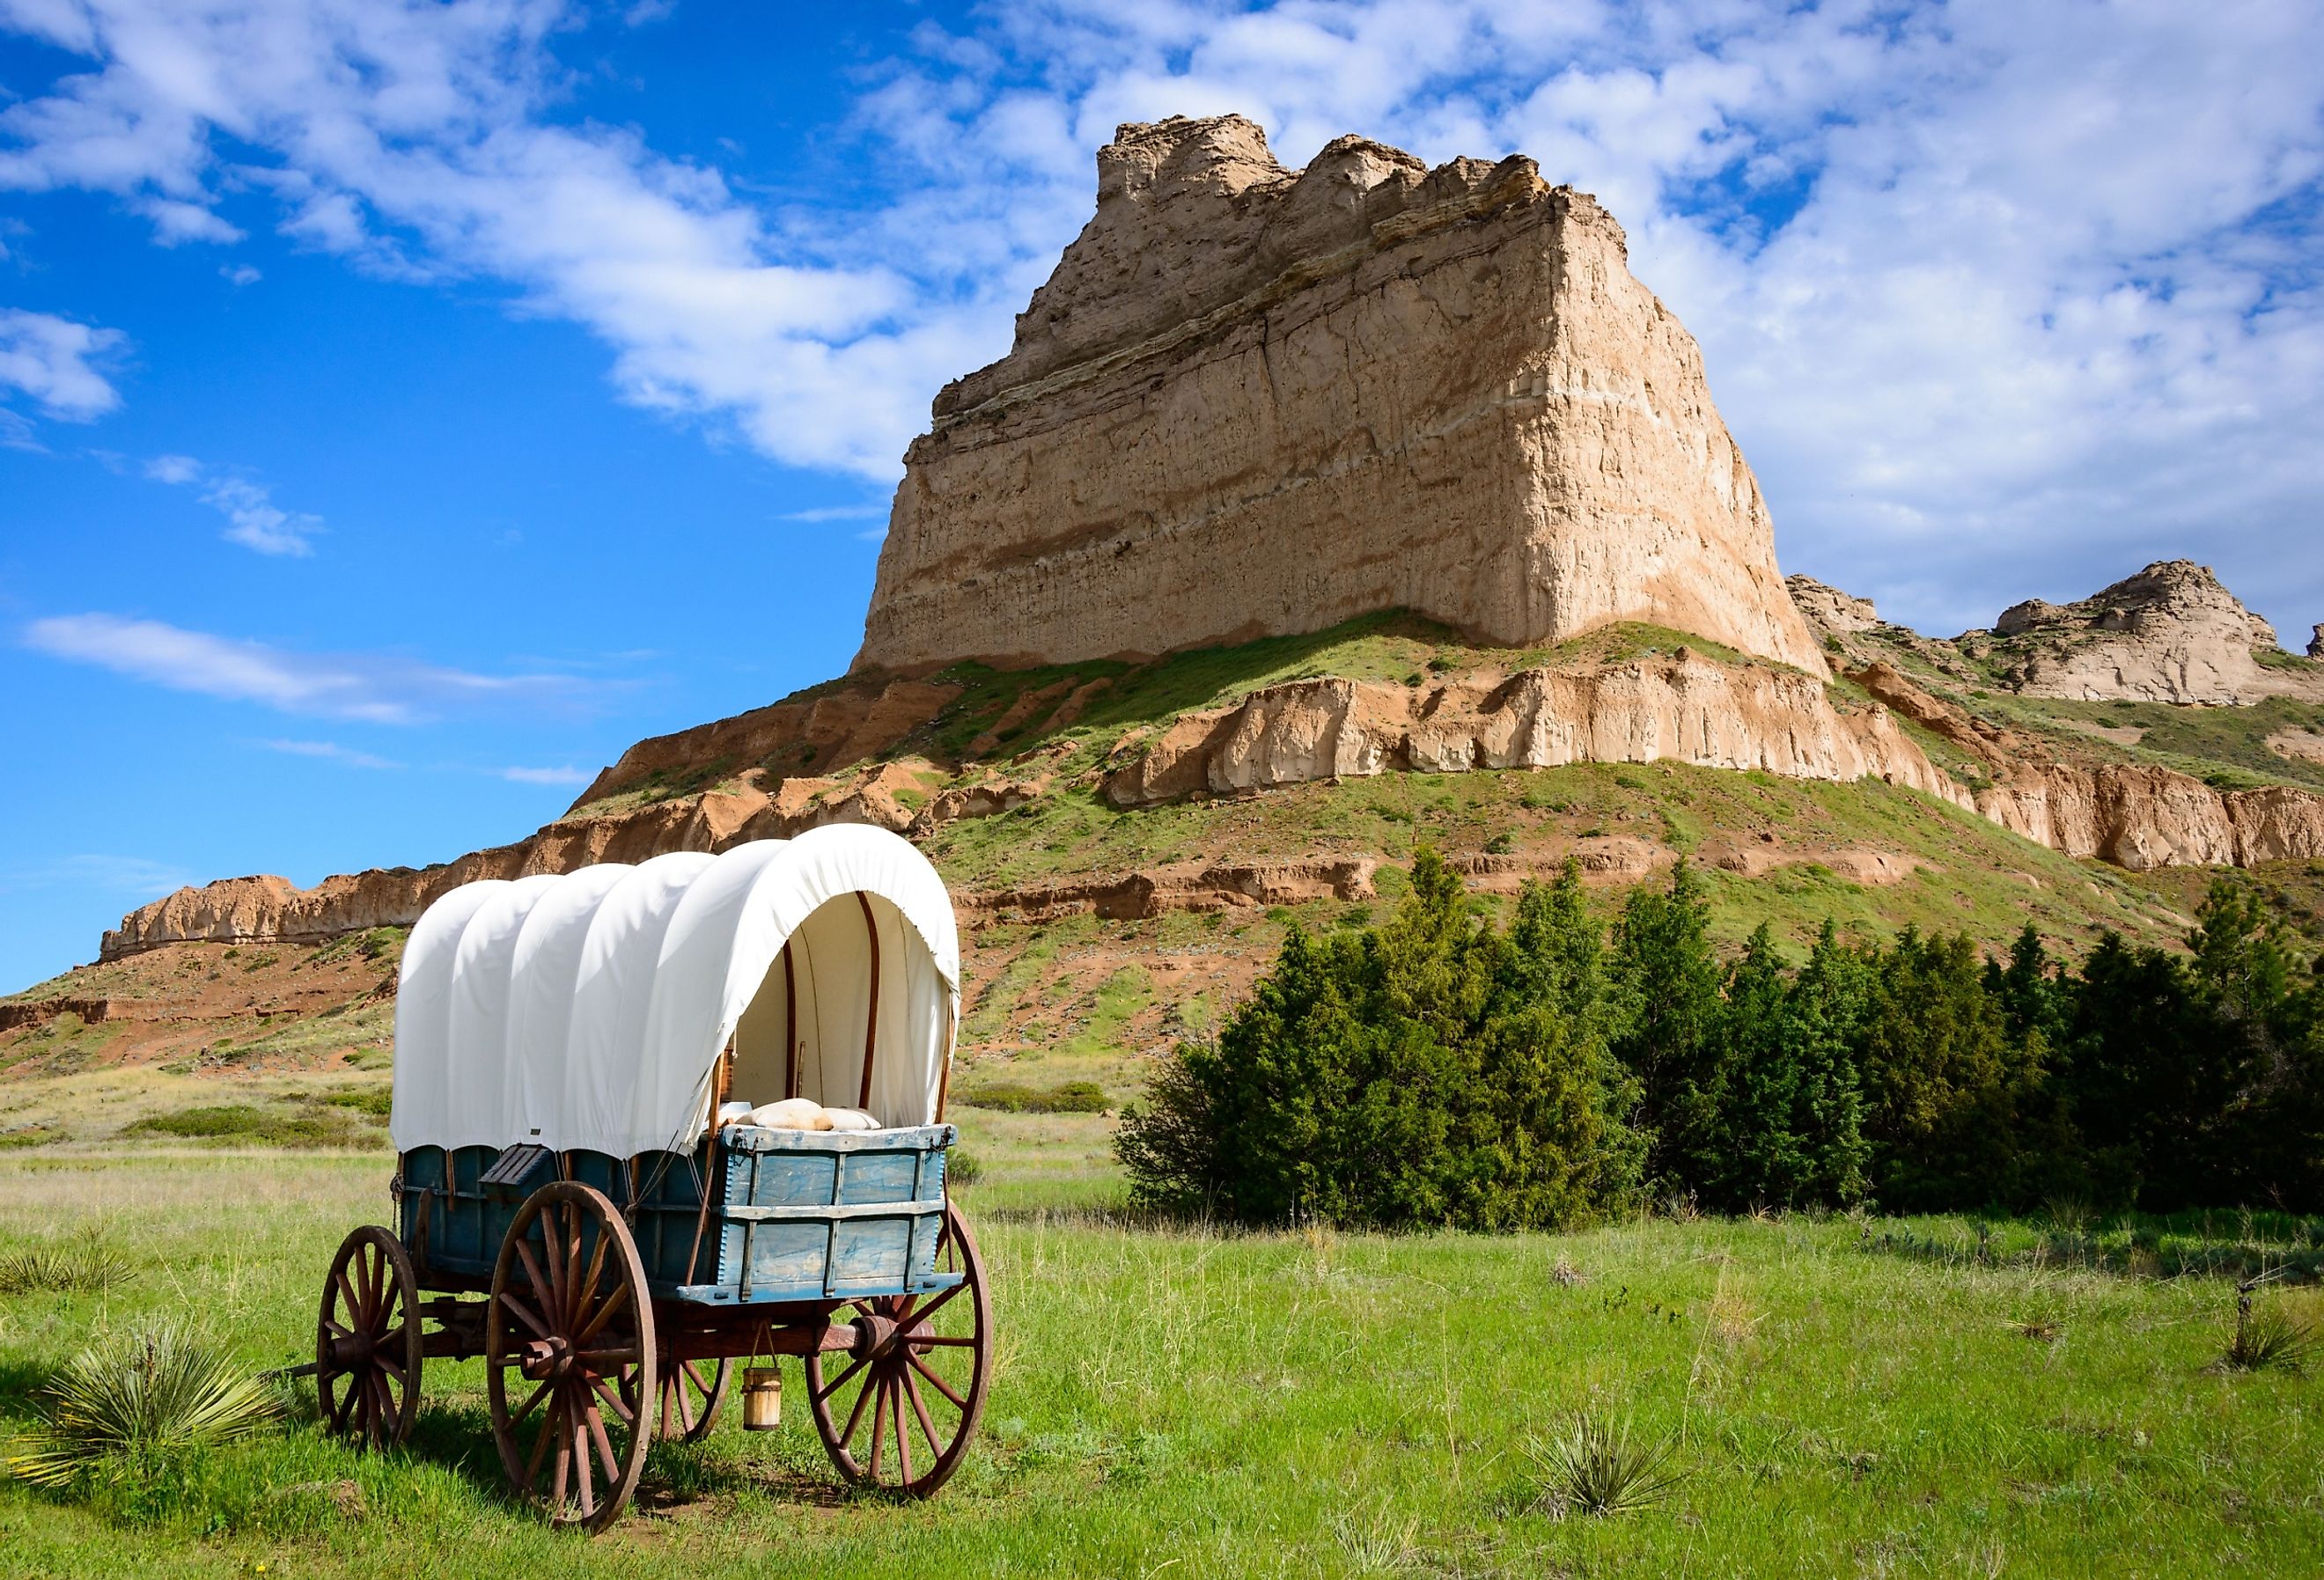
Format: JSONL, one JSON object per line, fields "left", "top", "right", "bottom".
{"left": 397, "top": 1123, "right": 959, "bottom": 1303}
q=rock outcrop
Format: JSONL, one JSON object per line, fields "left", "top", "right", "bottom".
{"left": 857, "top": 114, "right": 1828, "bottom": 679}
{"left": 1984, "top": 561, "right": 2314, "bottom": 704}
{"left": 2309, "top": 624, "right": 2323, "bottom": 660}
{"left": 1786, "top": 576, "right": 1879, "bottom": 638}
{"left": 1849, "top": 661, "right": 2324, "bottom": 871}
{"left": 1102, "top": 654, "right": 1959, "bottom": 808}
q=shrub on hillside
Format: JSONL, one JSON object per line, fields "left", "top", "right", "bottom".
{"left": 1123, "top": 852, "right": 2324, "bottom": 1225}
{"left": 1116, "top": 851, "right": 1636, "bottom": 1230}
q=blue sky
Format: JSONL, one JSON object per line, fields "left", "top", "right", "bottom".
{"left": 3, "top": 0, "right": 2321, "bottom": 989}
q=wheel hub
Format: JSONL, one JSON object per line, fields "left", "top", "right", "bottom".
{"left": 518, "top": 1335, "right": 573, "bottom": 1381}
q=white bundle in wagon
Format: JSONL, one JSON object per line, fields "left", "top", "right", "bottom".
{"left": 308, "top": 825, "right": 990, "bottom": 1532}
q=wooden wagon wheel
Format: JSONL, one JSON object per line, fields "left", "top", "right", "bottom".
{"left": 484, "top": 1182, "right": 658, "bottom": 1533}
{"left": 654, "top": 1354, "right": 732, "bottom": 1442}
{"left": 316, "top": 1224, "right": 423, "bottom": 1451}
{"left": 805, "top": 1201, "right": 991, "bottom": 1497}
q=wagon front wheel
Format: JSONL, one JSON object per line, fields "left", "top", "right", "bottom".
{"left": 805, "top": 1201, "right": 990, "bottom": 1497}
{"left": 484, "top": 1181, "right": 658, "bottom": 1533}
{"left": 317, "top": 1224, "right": 422, "bottom": 1451}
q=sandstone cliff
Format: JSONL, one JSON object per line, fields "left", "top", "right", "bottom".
{"left": 1102, "top": 654, "right": 1956, "bottom": 808}
{"left": 1974, "top": 560, "right": 2319, "bottom": 705}
{"left": 857, "top": 114, "right": 1828, "bottom": 679}
{"left": 1846, "top": 661, "right": 2324, "bottom": 871}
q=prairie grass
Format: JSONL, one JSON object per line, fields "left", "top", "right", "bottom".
{"left": 0, "top": 1149, "right": 2320, "bottom": 1576}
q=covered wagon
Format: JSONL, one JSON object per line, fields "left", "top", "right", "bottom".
{"left": 311, "top": 826, "right": 989, "bottom": 1531}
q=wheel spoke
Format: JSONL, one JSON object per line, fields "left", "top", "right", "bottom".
{"left": 814, "top": 1352, "right": 870, "bottom": 1405}
{"left": 375, "top": 1349, "right": 407, "bottom": 1386}
{"left": 902, "top": 1364, "right": 943, "bottom": 1456}
{"left": 497, "top": 1290, "right": 553, "bottom": 1341}
{"left": 511, "top": 1376, "right": 553, "bottom": 1427}
{"left": 563, "top": 1208, "right": 585, "bottom": 1330}
{"left": 894, "top": 1373, "right": 915, "bottom": 1486}
{"left": 515, "top": 1238, "right": 555, "bottom": 1318}
{"left": 907, "top": 1350, "right": 966, "bottom": 1410}
{"left": 908, "top": 1279, "right": 969, "bottom": 1330}
{"left": 868, "top": 1377, "right": 888, "bottom": 1479}
{"left": 584, "top": 1398, "right": 621, "bottom": 1488}
{"left": 572, "top": 1228, "right": 610, "bottom": 1335}
{"left": 573, "top": 1415, "right": 596, "bottom": 1518}
{"left": 839, "top": 1360, "right": 878, "bottom": 1446}
{"left": 548, "top": 1397, "right": 572, "bottom": 1508}
{"left": 335, "top": 1266, "right": 361, "bottom": 1322}
{"left": 592, "top": 1372, "right": 636, "bottom": 1428}
{"left": 572, "top": 1278, "right": 629, "bottom": 1347}
{"left": 524, "top": 1389, "right": 558, "bottom": 1484}
{"left": 370, "top": 1371, "right": 396, "bottom": 1443}
{"left": 915, "top": 1334, "right": 979, "bottom": 1347}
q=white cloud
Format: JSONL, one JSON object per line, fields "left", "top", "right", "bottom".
{"left": 259, "top": 738, "right": 401, "bottom": 769}
{"left": 1, "top": 2, "right": 2319, "bottom": 636}
{"left": 22, "top": 612, "right": 592, "bottom": 724}
{"left": 499, "top": 764, "right": 591, "bottom": 786}
{"left": 142, "top": 454, "right": 324, "bottom": 555}
{"left": 778, "top": 503, "right": 887, "bottom": 523}
{"left": 0, "top": 853, "right": 196, "bottom": 899}
{"left": 0, "top": 307, "right": 126, "bottom": 420}
{"left": 202, "top": 475, "right": 321, "bottom": 555}
{"left": 220, "top": 262, "right": 261, "bottom": 285}
{"left": 0, "top": 0, "right": 945, "bottom": 480}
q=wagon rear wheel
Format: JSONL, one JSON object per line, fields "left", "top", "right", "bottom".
{"left": 655, "top": 1356, "right": 732, "bottom": 1442}
{"left": 484, "top": 1182, "right": 658, "bottom": 1533}
{"left": 805, "top": 1201, "right": 990, "bottom": 1497}
{"left": 316, "top": 1224, "right": 422, "bottom": 1451}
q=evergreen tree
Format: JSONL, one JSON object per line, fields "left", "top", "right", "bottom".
{"left": 1607, "top": 862, "right": 1725, "bottom": 1195}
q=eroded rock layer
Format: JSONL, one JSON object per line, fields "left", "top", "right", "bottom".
{"left": 857, "top": 114, "right": 1828, "bottom": 678}
{"left": 1982, "top": 560, "right": 2319, "bottom": 704}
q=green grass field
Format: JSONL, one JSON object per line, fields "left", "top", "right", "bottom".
{"left": 3, "top": 1135, "right": 2320, "bottom": 1577}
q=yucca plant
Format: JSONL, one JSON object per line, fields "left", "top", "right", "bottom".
{"left": 1526, "top": 1411, "right": 1687, "bottom": 1518}
{"left": 0, "top": 1238, "right": 135, "bottom": 1297}
{"left": 7, "top": 1321, "right": 282, "bottom": 1486}
{"left": 2220, "top": 1281, "right": 2317, "bottom": 1375}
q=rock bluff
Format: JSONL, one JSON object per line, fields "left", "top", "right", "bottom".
{"left": 1981, "top": 560, "right": 2319, "bottom": 705}
{"left": 857, "top": 114, "right": 1828, "bottom": 679}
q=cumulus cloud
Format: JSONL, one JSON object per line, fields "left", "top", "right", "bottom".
{"left": 2, "top": 2, "right": 2319, "bottom": 635}
{"left": 0, "top": 0, "right": 944, "bottom": 479}
{"left": 0, "top": 307, "right": 126, "bottom": 420}
{"left": 22, "top": 612, "right": 594, "bottom": 724}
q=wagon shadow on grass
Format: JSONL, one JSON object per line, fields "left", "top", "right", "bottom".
{"left": 342, "top": 1394, "right": 899, "bottom": 1521}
